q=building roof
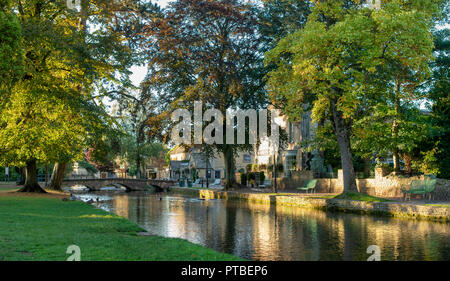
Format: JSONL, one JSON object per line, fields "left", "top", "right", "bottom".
{"left": 170, "top": 160, "right": 189, "bottom": 171}
{"left": 189, "top": 153, "right": 213, "bottom": 170}
{"left": 169, "top": 145, "right": 188, "bottom": 155}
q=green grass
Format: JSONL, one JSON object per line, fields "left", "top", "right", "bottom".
{"left": 0, "top": 196, "right": 242, "bottom": 261}
{"left": 425, "top": 204, "right": 450, "bottom": 208}
{"left": 314, "top": 195, "right": 338, "bottom": 199}
{"left": 0, "top": 187, "right": 19, "bottom": 191}
{"left": 335, "top": 192, "right": 392, "bottom": 203}
{"left": 255, "top": 193, "right": 297, "bottom": 196}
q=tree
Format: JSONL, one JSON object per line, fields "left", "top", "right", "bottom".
{"left": 142, "top": 0, "right": 267, "bottom": 188}
{"left": 418, "top": 1, "right": 449, "bottom": 178}
{"left": 0, "top": 1, "right": 138, "bottom": 192}
{"left": 0, "top": 0, "right": 22, "bottom": 100}
{"left": 265, "top": 0, "right": 438, "bottom": 192}
{"left": 47, "top": 0, "right": 144, "bottom": 190}
{"left": 258, "top": 0, "right": 311, "bottom": 48}
{"left": 112, "top": 81, "right": 163, "bottom": 179}
{"left": 428, "top": 30, "right": 449, "bottom": 178}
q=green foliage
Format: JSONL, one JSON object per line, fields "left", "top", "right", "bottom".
{"left": 0, "top": 1, "right": 139, "bottom": 181}
{"left": 265, "top": 0, "right": 439, "bottom": 187}
{"left": 0, "top": 8, "right": 22, "bottom": 98}
{"left": 413, "top": 148, "right": 439, "bottom": 176}
{"left": 247, "top": 172, "right": 256, "bottom": 181}
{"left": 78, "top": 161, "right": 98, "bottom": 174}
{"left": 0, "top": 80, "right": 87, "bottom": 166}
{"left": 142, "top": 0, "right": 269, "bottom": 187}
{"left": 240, "top": 172, "right": 247, "bottom": 185}
{"left": 266, "top": 0, "right": 436, "bottom": 123}
{"left": 259, "top": 171, "right": 266, "bottom": 183}
{"left": 426, "top": 25, "right": 450, "bottom": 178}
{"left": 258, "top": 0, "right": 311, "bottom": 49}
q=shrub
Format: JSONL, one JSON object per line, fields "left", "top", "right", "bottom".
{"left": 259, "top": 172, "right": 266, "bottom": 183}
{"left": 240, "top": 173, "right": 247, "bottom": 185}
{"left": 276, "top": 163, "right": 284, "bottom": 172}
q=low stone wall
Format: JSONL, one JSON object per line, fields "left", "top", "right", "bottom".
{"left": 169, "top": 187, "right": 450, "bottom": 222}
{"left": 271, "top": 171, "right": 450, "bottom": 201}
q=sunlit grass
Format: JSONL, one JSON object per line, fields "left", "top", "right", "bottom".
{"left": 425, "top": 204, "right": 450, "bottom": 208}
{"left": 0, "top": 196, "right": 242, "bottom": 261}
{"left": 335, "top": 192, "right": 392, "bottom": 203}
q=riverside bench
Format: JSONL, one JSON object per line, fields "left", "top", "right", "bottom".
{"left": 297, "top": 179, "right": 318, "bottom": 193}
{"left": 401, "top": 179, "right": 437, "bottom": 201}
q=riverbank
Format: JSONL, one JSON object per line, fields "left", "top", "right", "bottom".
{"left": 0, "top": 188, "right": 242, "bottom": 261}
{"left": 170, "top": 187, "right": 450, "bottom": 222}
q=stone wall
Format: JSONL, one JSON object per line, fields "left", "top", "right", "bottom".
{"left": 273, "top": 170, "right": 450, "bottom": 201}
{"left": 170, "top": 187, "right": 450, "bottom": 221}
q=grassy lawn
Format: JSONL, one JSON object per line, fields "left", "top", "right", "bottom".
{"left": 335, "top": 192, "right": 392, "bottom": 203}
{"left": 313, "top": 195, "right": 339, "bottom": 199}
{"left": 425, "top": 204, "right": 450, "bottom": 208}
{"left": 0, "top": 194, "right": 242, "bottom": 261}
{"left": 0, "top": 183, "right": 20, "bottom": 191}
{"left": 0, "top": 187, "right": 19, "bottom": 191}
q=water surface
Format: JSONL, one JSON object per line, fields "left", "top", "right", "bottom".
{"left": 78, "top": 192, "right": 450, "bottom": 261}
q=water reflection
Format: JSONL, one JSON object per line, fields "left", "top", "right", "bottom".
{"left": 80, "top": 193, "right": 450, "bottom": 261}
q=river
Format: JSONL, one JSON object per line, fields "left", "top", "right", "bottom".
{"left": 77, "top": 192, "right": 450, "bottom": 261}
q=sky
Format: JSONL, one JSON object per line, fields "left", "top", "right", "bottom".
{"left": 129, "top": 1, "right": 170, "bottom": 87}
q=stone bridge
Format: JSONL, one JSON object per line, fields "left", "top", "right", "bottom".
{"left": 62, "top": 178, "right": 177, "bottom": 192}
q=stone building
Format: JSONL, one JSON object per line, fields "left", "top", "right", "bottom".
{"left": 168, "top": 145, "right": 254, "bottom": 180}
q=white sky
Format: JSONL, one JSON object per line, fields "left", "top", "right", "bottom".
{"left": 129, "top": 1, "right": 170, "bottom": 87}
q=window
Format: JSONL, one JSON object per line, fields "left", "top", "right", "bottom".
{"left": 215, "top": 170, "right": 221, "bottom": 179}
{"left": 243, "top": 154, "right": 251, "bottom": 163}
{"left": 289, "top": 123, "right": 294, "bottom": 143}
{"left": 286, "top": 155, "right": 297, "bottom": 171}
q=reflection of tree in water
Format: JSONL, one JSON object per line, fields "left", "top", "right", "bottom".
{"left": 109, "top": 195, "right": 450, "bottom": 261}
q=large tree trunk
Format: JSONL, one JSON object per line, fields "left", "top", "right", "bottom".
{"left": 392, "top": 81, "right": 401, "bottom": 173}
{"left": 402, "top": 153, "right": 412, "bottom": 175}
{"left": 18, "top": 159, "right": 46, "bottom": 193}
{"left": 223, "top": 145, "right": 236, "bottom": 190}
{"left": 393, "top": 149, "right": 401, "bottom": 173}
{"left": 331, "top": 100, "right": 358, "bottom": 193}
{"left": 48, "top": 162, "right": 67, "bottom": 191}
{"left": 136, "top": 151, "right": 141, "bottom": 179}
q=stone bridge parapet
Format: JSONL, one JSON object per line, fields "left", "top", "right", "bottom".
{"left": 62, "top": 178, "right": 177, "bottom": 192}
